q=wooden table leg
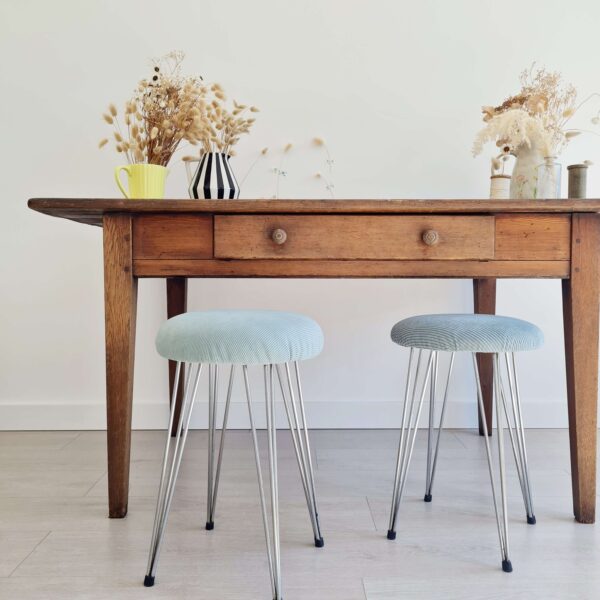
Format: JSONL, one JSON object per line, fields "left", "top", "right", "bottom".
{"left": 104, "top": 214, "right": 138, "bottom": 518}
{"left": 167, "top": 277, "right": 187, "bottom": 436}
{"left": 473, "top": 278, "right": 496, "bottom": 436}
{"left": 562, "top": 213, "right": 599, "bottom": 524}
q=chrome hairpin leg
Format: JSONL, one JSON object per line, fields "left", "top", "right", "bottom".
{"left": 473, "top": 353, "right": 512, "bottom": 573}
{"left": 206, "top": 365, "right": 235, "bottom": 530}
{"left": 244, "top": 365, "right": 283, "bottom": 600}
{"left": 276, "top": 362, "right": 324, "bottom": 547}
{"left": 425, "top": 352, "right": 455, "bottom": 502}
{"left": 206, "top": 365, "right": 217, "bottom": 529}
{"left": 502, "top": 353, "right": 536, "bottom": 524}
{"left": 144, "top": 362, "right": 203, "bottom": 587}
{"left": 387, "top": 350, "right": 434, "bottom": 540}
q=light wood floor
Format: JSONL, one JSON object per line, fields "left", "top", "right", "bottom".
{"left": 0, "top": 428, "right": 598, "bottom": 599}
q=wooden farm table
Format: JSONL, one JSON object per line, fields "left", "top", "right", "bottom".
{"left": 28, "top": 198, "right": 600, "bottom": 523}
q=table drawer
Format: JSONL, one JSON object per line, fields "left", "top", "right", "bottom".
{"left": 133, "top": 215, "right": 213, "bottom": 259}
{"left": 214, "top": 215, "right": 495, "bottom": 260}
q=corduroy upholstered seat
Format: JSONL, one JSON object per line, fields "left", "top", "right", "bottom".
{"left": 155, "top": 310, "right": 324, "bottom": 365}
{"left": 390, "top": 314, "right": 543, "bottom": 353}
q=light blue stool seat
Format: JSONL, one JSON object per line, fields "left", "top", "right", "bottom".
{"left": 156, "top": 309, "right": 324, "bottom": 365}
{"left": 391, "top": 313, "right": 544, "bottom": 353}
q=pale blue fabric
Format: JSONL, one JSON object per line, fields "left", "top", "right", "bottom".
{"left": 156, "top": 310, "right": 324, "bottom": 365}
{"left": 391, "top": 314, "right": 543, "bottom": 353}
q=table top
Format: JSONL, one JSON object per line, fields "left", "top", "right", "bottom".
{"left": 28, "top": 198, "right": 600, "bottom": 227}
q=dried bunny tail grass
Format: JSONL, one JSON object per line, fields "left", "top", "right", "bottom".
{"left": 313, "top": 137, "right": 325, "bottom": 146}
{"left": 101, "top": 53, "right": 258, "bottom": 165}
{"left": 98, "top": 138, "right": 109, "bottom": 148}
{"left": 261, "top": 147, "right": 268, "bottom": 155}
{"left": 284, "top": 143, "right": 293, "bottom": 152}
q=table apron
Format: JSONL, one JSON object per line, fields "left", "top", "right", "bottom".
{"left": 132, "top": 258, "right": 570, "bottom": 278}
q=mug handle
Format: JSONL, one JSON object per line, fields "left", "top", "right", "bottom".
{"left": 114, "top": 165, "right": 131, "bottom": 199}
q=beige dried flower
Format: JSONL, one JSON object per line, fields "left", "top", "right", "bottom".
{"left": 474, "top": 64, "right": 581, "bottom": 156}
{"left": 100, "top": 52, "right": 257, "bottom": 164}
{"left": 313, "top": 137, "right": 325, "bottom": 146}
{"left": 284, "top": 143, "right": 293, "bottom": 152}
{"left": 261, "top": 147, "right": 268, "bottom": 155}
{"left": 98, "top": 138, "right": 109, "bottom": 148}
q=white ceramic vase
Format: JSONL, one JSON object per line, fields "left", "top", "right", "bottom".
{"left": 509, "top": 144, "right": 544, "bottom": 199}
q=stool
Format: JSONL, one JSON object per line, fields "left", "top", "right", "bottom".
{"left": 144, "top": 310, "right": 325, "bottom": 600}
{"left": 386, "top": 314, "right": 543, "bottom": 572}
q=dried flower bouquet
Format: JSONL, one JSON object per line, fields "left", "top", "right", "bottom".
{"left": 473, "top": 64, "right": 599, "bottom": 158}
{"left": 99, "top": 52, "right": 258, "bottom": 166}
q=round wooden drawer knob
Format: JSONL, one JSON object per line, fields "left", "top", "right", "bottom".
{"left": 271, "top": 228, "right": 287, "bottom": 245}
{"left": 422, "top": 229, "right": 439, "bottom": 246}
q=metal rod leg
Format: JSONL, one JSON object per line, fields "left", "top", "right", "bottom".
{"left": 506, "top": 353, "right": 536, "bottom": 523}
{"left": 497, "top": 355, "right": 535, "bottom": 523}
{"left": 472, "top": 355, "right": 510, "bottom": 572}
{"left": 388, "top": 348, "right": 416, "bottom": 535}
{"left": 144, "top": 363, "right": 203, "bottom": 587}
{"left": 209, "top": 365, "right": 235, "bottom": 526}
{"left": 244, "top": 365, "right": 282, "bottom": 600}
{"left": 494, "top": 355, "right": 512, "bottom": 572}
{"left": 424, "top": 351, "right": 439, "bottom": 502}
{"left": 292, "top": 361, "right": 324, "bottom": 547}
{"left": 388, "top": 350, "right": 434, "bottom": 539}
{"left": 496, "top": 360, "right": 528, "bottom": 513}
{"left": 427, "top": 352, "right": 455, "bottom": 500}
{"left": 205, "top": 365, "right": 218, "bottom": 529}
{"left": 276, "top": 364, "right": 321, "bottom": 545}
{"left": 265, "top": 365, "right": 282, "bottom": 599}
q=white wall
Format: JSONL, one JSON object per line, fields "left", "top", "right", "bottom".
{"left": 1, "top": 0, "right": 600, "bottom": 430}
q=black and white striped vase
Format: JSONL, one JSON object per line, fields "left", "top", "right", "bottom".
{"left": 186, "top": 152, "right": 240, "bottom": 199}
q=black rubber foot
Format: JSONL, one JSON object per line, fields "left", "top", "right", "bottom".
{"left": 205, "top": 521, "right": 214, "bottom": 530}
{"left": 502, "top": 559, "right": 513, "bottom": 573}
{"left": 314, "top": 536, "right": 324, "bottom": 548}
{"left": 527, "top": 515, "right": 537, "bottom": 525}
{"left": 143, "top": 575, "right": 155, "bottom": 587}
{"left": 387, "top": 530, "right": 396, "bottom": 540}
{"left": 423, "top": 493, "right": 432, "bottom": 503}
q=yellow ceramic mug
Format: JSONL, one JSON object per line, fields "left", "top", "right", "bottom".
{"left": 115, "top": 164, "right": 168, "bottom": 199}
